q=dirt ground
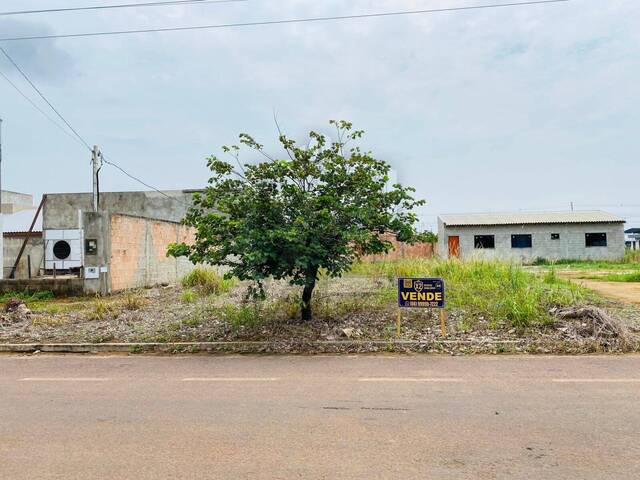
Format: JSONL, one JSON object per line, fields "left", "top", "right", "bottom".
{"left": 1, "top": 275, "right": 639, "bottom": 354}
{"left": 558, "top": 271, "right": 640, "bottom": 306}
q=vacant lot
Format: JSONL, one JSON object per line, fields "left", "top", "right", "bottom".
{"left": 1, "top": 259, "right": 638, "bottom": 353}
{"left": 531, "top": 250, "right": 640, "bottom": 307}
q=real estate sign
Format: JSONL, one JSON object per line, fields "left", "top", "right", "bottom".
{"left": 397, "top": 277, "right": 445, "bottom": 308}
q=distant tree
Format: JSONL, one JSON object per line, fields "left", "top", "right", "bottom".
{"left": 168, "top": 120, "right": 425, "bottom": 321}
{"left": 419, "top": 231, "right": 438, "bottom": 244}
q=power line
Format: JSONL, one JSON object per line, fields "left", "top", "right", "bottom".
{"left": 0, "top": 48, "right": 186, "bottom": 204}
{"left": 101, "top": 155, "right": 189, "bottom": 206}
{"left": 0, "top": 47, "right": 92, "bottom": 151}
{"left": 0, "top": 0, "right": 246, "bottom": 17}
{"left": 0, "top": 67, "right": 83, "bottom": 145}
{"left": 0, "top": 0, "right": 571, "bottom": 42}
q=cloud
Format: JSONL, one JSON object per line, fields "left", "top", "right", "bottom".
{"left": 0, "top": 18, "right": 76, "bottom": 83}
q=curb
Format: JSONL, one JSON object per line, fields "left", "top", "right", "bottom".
{"left": 0, "top": 339, "right": 526, "bottom": 354}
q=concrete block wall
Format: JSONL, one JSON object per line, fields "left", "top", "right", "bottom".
{"left": 109, "top": 214, "right": 195, "bottom": 291}
{"left": 438, "top": 222, "right": 626, "bottom": 261}
{"left": 3, "top": 235, "right": 44, "bottom": 279}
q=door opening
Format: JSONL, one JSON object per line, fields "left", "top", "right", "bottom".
{"left": 448, "top": 236, "right": 460, "bottom": 258}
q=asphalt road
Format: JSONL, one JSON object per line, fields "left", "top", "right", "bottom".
{"left": 1, "top": 355, "right": 639, "bottom": 479}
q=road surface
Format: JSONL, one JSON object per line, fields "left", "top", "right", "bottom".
{"left": 1, "top": 354, "right": 639, "bottom": 479}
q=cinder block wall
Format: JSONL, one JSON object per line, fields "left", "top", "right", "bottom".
{"left": 438, "top": 222, "right": 625, "bottom": 261}
{"left": 3, "top": 235, "right": 44, "bottom": 279}
{"left": 109, "top": 214, "right": 196, "bottom": 291}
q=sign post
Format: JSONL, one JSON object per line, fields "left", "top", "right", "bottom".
{"left": 397, "top": 277, "right": 446, "bottom": 338}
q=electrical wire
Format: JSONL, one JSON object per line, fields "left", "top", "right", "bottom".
{"left": 101, "top": 155, "right": 189, "bottom": 206}
{"left": 0, "top": 47, "right": 92, "bottom": 151}
{"left": 0, "top": 0, "right": 571, "bottom": 42}
{"left": 0, "top": 68, "right": 83, "bottom": 145}
{"left": 0, "top": 48, "right": 187, "bottom": 204}
{"left": 0, "top": 0, "right": 247, "bottom": 17}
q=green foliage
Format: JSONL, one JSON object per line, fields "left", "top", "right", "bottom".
{"left": 350, "top": 259, "right": 587, "bottom": 329}
{"left": 417, "top": 231, "right": 438, "bottom": 243}
{"left": 218, "top": 304, "right": 262, "bottom": 330}
{"left": 584, "top": 272, "right": 640, "bottom": 282}
{"left": 181, "top": 289, "right": 197, "bottom": 303}
{"left": 181, "top": 268, "right": 236, "bottom": 295}
{"left": 168, "top": 120, "right": 424, "bottom": 320}
{"left": 0, "top": 290, "right": 54, "bottom": 303}
{"left": 533, "top": 250, "right": 640, "bottom": 270}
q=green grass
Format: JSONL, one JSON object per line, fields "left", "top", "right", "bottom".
{"left": 583, "top": 272, "right": 640, "bottom": 282}
{"left": 350, "top": 259, "right": 587, "bottom": 329}
{"left": 532, "top": 250, "right": 640, "bottom": 271}
{"left": 181, "top": 268, "right": 237, "bottom": 295}
{"left": 0, "top": 290, "right": 55, "bottom": 303}
{"left": 181, "top": 289, "right": 197, "bottom": 303}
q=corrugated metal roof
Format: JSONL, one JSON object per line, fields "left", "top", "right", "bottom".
{"left": 1, "top": 208, "right": 42, "bottom": 233}
{"left": 439, "top": 210, "right": 625, "bottom": 227}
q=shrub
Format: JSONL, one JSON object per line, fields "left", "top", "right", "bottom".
{"left": 181, "top": 289, "right": 197, "bottom": 303}
{"left": 181, "top": 268, "right": 236, "bottom": 295}
{"left": 121, "top": 291, "right": 146, "bottom": 311}
{"left": 90, "top": 297, "right": 117, "bottom": 321}
{"left": 218, "top": 304, "right": 262, "bottom": 330}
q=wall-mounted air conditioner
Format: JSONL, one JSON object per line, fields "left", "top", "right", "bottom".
{"left": 44, "top": 229, "right": 84, "bottom": 270}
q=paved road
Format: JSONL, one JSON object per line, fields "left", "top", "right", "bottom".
{"left": 1, "top": 355, "right": 639, "bottom": 479}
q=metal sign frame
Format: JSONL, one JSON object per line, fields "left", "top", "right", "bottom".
{"left": 396, "top": 277, "right": 447, "bottom": 338}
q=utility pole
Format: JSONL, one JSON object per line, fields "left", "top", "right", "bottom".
{"left": 570, "top": 201, "right": 574, "bottom": 212}
{"left": 92, "top": 145, "right": 102, "bottom": 212}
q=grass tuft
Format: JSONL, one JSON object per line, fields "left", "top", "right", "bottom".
{"left": 181, "top": 268, "right": 237, "bottom": 295}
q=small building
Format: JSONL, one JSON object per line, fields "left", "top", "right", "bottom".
{"left": 41, "top": 190, "right": 199, "bottom": 294}
{"left": 438, "top": 211, "right": 625, "bottom": 261}
{"left": 626, "top": 228, "right": 640, "bottom": 250}
{"left": 0, "top": 189, "right": 200, "bottom": 295}
{"left": 1, "top": 190, "right": 42, "bottom": 279}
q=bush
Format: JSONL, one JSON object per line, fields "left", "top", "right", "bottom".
{"left": 181, "top": 268, "right": 236, "bottom": 295}
{"left": 181, "top": 289, "right": 197, "bottom": 303}
{"left": 121, "top": 291, "right": 146, "bottom": 311}
{"left": 90, "top": 297, "right": 118, "bottom": 321}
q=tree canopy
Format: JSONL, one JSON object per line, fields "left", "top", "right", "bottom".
{"left": 168, "top": 120, "right": 425, "bottom": 320}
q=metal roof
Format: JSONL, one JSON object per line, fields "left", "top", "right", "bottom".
{"left": 439, "top": 210, "right": 625, "bottom": 227}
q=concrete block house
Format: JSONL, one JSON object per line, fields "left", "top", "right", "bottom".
{"left": 438, "top": 211, "right": 625, "bottom": 262}
{"left": 39, "top": 190, "right": 199, "bottom": 294}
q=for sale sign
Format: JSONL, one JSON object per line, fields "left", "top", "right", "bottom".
{"left": 397, "top": 278, "right": 445, "bottom": 308}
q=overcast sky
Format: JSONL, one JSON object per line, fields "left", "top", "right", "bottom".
{"left": 0, "top": 0, "right": 638, "bottom": 230}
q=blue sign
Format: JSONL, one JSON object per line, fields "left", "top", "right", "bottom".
{"left": 397, "top": 277, "right": 445, "bottom": 308}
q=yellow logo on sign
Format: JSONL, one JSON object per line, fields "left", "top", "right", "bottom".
{"left": 403, "top": 279, "right": 413, "bottom": 289}
{"left": 414, "top": 280, "right": 424, "bottom": 293}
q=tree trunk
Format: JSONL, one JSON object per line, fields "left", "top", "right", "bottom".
{"left": 301, "top": 270, "right": 318, "bottom": 321}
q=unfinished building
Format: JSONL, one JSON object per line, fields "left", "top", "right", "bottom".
{"left": 1, "top": 190, "right": 199, "bottom": 295}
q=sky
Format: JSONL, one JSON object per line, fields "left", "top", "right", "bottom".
{"left": 0, "top": 0, "right": 638, "bottom": 231}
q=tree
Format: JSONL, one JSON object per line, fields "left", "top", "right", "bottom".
{"left": 168, "top": 120, "right": 425, "bottom": 321}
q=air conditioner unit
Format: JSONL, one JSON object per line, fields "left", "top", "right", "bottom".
{"left": 44, "top": 229, "right": 84, "bottom": 270}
